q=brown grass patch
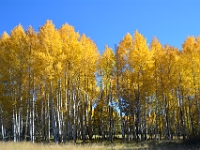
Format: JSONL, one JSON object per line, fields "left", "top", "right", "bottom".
{"left": 0, "top": 140, "right": 199, "bottom": 150}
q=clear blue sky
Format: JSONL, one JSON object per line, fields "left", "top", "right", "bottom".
{"left": 1, "top": 0, "right": 200, "bottom": 53}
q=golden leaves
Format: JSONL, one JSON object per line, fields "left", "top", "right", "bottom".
{"left": 100, "top": 45, "right": 115, "bottom": 77}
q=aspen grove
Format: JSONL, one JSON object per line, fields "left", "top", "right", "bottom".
{"left": 0, "top": 20, "right": 200, "bottom": 143}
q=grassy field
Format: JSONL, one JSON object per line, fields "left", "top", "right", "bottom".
{"left": 0, "top": 140, "right": 199, "bottom": 150}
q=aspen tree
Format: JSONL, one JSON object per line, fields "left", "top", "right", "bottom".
{"left": 98, "top": 45, "right": 115, "bottom": 142}
{"left": 38, "top": 20, "right": 62, "bottom": 143}
{"left": 79, "top": 34, "right": 99, "bottom": 141}
{"left": 128, "top": 30, "right": 153, "bottom": 142}
{"left": 150, "top": 37, "right": 163, "bottom": 140}
{"left": 9, "top": 25, "right": 28, "bottom": 141}
{"left": 182, "top": 36, "right": 200, "bottom": 135}
{"left": 116, "top": 33, "right": 133, "bottom": 142}
{"left": 58, "top": 23, "right": 80, "bottom": 142}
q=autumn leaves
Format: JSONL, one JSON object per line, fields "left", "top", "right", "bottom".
{"left": 0, "top": 20, "right": 200, "bottom": 142}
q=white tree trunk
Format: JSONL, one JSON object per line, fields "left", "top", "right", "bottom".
{"left": 13, "top": 110, "right": 16, "bottom": 142}
{"left": 32, "top": 93, "right": 35, "bottom": 143}
{"left": 0, "top": 106, "right": 5, "bottom": 141}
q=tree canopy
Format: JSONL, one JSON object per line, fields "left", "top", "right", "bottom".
{"left": 0, "top": 20, "right": 200, "bottom": 143}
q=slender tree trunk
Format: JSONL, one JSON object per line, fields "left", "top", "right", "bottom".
{"left": 165, "top": 102, "right": 171, "bottom": 140}
{"left": 195, "top": 90, "right": 200, "bottom": 134}
{"left": 67, "top": 63, "right": 72, "bottom": 142}
{"left": 109, "top": 106, "right": 113, "bottom": 142}
{"left": 57, "top": 79, "right": 63, "bottom": 143}
{"left": 109, "top": 82, "right": 113, "bottom": 143}
{"left": 180, "top": 90, "right": 186, "bottom": 139}
{"left": 0, "top": 106, "right": 5, "bottom": 141}
{"left": 41, "top": 94, "right": 45, "bottom": 142}
{"left": 18, "top": 97, "right": 22, "bottom": 141}
{"left": 73, "top": 90, "right": 77, "bottom": 144}
{"left": 50, "top": 81, "right": 57, "bottom": 143}
{"left": 47, "top": 93, "right": 51, "bottom": 142}
{"left": 13, "top": 108, "right": 16, "bottom": 142}
{"left": 29, "top": 102, "right": 32, "bottom": 142}
{"left": 67, "top": 91, "right": 72, "bottom": 142}
{"left": 188, "top": 97, "right": 195, "bottom": 135}
{"left": 117, "top": 73, "right": 125, "bottom": 142}
{"left": 135, "top": 80, "right": 141, "bottom": 143}
{"left": 1, "top": 122, "right": 5, "bottom": 141}
{"left": 25, "top": 96, "right": 29, "bottom": 141}
{"left": 135, "top": 119, "right": 139, "bottom": 144}
{"left": 56, "top": 80, "right": 61, "bottom": 143}
{"left": 116, "top": 47, "right": 125, "bottom": 143}
{"left": 101, "top": 108, "right": 105, "bottom": 141}
{"left": 16, "top": 107, "right": 19, "bottom": 141}
{"left": 44, "top": 90, "right": 48, "bottom": 142}
{"left": 154, "top": 91, "right": 158, "bottom": 141}
{"left": 32, "top": 92, "right": 35, "bottom": 143}
{"left": 63, "top": 74, "right": 67, "bottom": 142}
{"left": 120, "top": 102, "right": 125, "bottom": 143}
{"left": 88, "top": 100, "right": 93, "bottom": 140}
{"left": 80, "top": 90, "right": 85, "bottom": 142}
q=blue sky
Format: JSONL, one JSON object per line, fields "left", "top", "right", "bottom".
{"left": 1, "top": 0, "right": 200, "bottom": 53}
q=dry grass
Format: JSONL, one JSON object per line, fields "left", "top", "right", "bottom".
{"left": 0, "top": 142, "right": 104, "bottom": 150}
{"left": 0, "top": 141, "right": 145, "bottom": 150}
{"left": 0, "top": 140, "right": 199, "bottom": 150}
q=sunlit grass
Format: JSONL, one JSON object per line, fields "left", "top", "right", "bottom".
{"left": 0, "top": 142, "right": 105, "bottom": 150}
{"left": 0, "top": 141, "right": 147, "bottom": 150}
{"left": 0, "top": 140, "right": 199, "bottom": 150}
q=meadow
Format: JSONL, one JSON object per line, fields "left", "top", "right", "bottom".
{"left": 0, "top": 140, "right": 199, "bottom": 150}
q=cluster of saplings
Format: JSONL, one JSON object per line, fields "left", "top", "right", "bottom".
{"left": 0, "top": 20, "right": 200, "bottom": 144}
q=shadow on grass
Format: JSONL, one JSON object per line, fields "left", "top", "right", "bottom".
{"left": 142, "top": 139, "right": 200, "bottom": 150}
{"left": 86, "top": 139, "right": 200, "bottom": 150}
{"left": 37, "top": 137, "right": 200, "bottom": 150}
